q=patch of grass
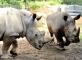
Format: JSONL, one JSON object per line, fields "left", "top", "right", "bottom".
{"left": 80, "top": 33, "right": 82, "bottom": 40}
{"left": 27, "top": 1, "right": 62, "bottom": 11}
{"left": 78, "top": 24, "right": 82, "bottom": 40}
{"left": 28, "top": 1, "right": 45, "bottom": 10}
{"left": 47, "top": 0, "right": 62, "bottom": 5}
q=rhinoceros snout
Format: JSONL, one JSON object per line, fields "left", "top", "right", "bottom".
{"left": 33, "top": 42, "right": 44, "bottom": 50}
{"left": 69, "top": 37, "right": 80, "bottom": 43}
{"left": 72, "top": 38, "right": 80, "bottom": 43}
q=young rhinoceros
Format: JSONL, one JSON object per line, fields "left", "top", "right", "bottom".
{"left": 0, "top": 8, "right": 52, "bottom": 58}
{"left": 46, "top": 12, "right": 81, "bottom": 50}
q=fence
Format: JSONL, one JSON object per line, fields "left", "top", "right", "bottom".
{"left": 60, "top": 5, "right": 82, "bottom": 16}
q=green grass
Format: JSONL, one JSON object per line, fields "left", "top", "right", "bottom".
{"left": 28, "top": 1, "right": 44, "bottom": 10}
{"left": 80, "top": 33, "right": 82, "bottom": 40}
{"left": 27, "top": 1, "right": 62, "bottom": 10}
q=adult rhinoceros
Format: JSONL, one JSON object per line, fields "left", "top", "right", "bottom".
{"left": 0, "top": 8, "right": 52, "bottom": 58}
{"left": 46, "top": 12, "right": 81, "bottom": 50}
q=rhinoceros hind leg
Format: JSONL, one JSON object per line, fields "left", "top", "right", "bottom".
{"left": 10, "top": 50, "right": 17, "bottom": 57}
{"left": 1, "top": 38, "right": 12, "bottom": 58}
{"left": 10, "top": 40, "right": 18, "bottom": 57}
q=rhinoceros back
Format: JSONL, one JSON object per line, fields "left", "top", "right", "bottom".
{"left": 47, "top": 12, "right": 68, "bottom": 33}
{"left": 0, "top": 8, "right": 24, "bottom": 37}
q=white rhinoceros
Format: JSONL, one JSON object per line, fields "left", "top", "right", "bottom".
{"left": 0, "top": 7, "right": 52, "bottom": 58}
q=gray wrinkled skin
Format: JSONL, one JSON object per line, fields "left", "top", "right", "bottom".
{"left": 46, "top": 12, "right": 81, "bottom": 50}
{"left": 0, "top": 7, "right": 47, "bottom": 58}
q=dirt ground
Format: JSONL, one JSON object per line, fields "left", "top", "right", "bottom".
{"left": 0, "top": 6, "right": 82, "bottom": 60}
{"left": 0, "top": 38, "right": 82, "bottom": 60}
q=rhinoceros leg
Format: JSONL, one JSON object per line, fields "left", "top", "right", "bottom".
{"left": 48, "top": 26, "right": 54, "bottom": 43}
{"left": 55, "top": 33, "right": 65, "bottom": 50}
{"left": 64, "top": 38, "right": 70, "bottom": 46}
{"left": 48, "top": 26, "right": 53, "bottom": 37}
{"left": 10, "top": 39, "right": 18, "bottom": 57}
{"left": 1, "top": 37, "right": 12, "bottom": 58}
{"left": 1, "top": 37, "right": 18, "bottom": 58}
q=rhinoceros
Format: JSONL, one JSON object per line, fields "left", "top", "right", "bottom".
{"left": 46, "top": 12, "right": 81, "bottom": 50}
{"left": 0, "top": 8, "right": 53, "bottom": 58}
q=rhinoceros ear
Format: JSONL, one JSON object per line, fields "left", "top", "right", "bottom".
{"left": 63, "top": 15, "right": 68, "bottom": 21}
{"left": 32, "top": 13, "right": 36, "bottom": 21}
{"left": 74, "top": 14, "right": 81, "bottom": 20}
{"left": 36, "top": 16, "right": 42, "bottom": 21}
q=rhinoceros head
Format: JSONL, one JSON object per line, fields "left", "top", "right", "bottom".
{"left": 64, "top": 14, "right": 81, "bottom": 43}
{"left": 26, "top": 28, "right": 54, "bottom": 50}
{"left": 21, "top": 9, "right": 53, "bottom": 49}
{"left": 22, "top": 10, "right": 50, "bottom": 50}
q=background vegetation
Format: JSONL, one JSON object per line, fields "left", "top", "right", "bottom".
{"left": 0, "top": 0, "right": 82, "bottom": 40}
{"left": 0, "top": 0, "right": 82, "bottom": 10}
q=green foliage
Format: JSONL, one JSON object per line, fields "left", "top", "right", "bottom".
{"left": 78, "top": 24, "right": 82, "bottom": 40}
{"left": 46, "top": 0, "right": 63, "bottom": 5}
{"left": 27, "top": 0, "right": 62, "bottom": 10}
{"left": 80, "top": 33, "right": 82, "bottom": 40}
{"left": 62, "top": 0, "right": 82, "bottom": 5}
{"left": 0, "top": 0, "right": 82, "bottom": 10}
{"left": 0, "top": 0, "right": 25, "bottom": 8}
{"left": 27, "top": 1, "right": 44, "bottom": 10}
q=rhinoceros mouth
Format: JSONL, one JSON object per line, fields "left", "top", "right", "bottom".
{"left": 68, "top": 38, "right": 80, "bottom": 43}
{"left": 71, "top": 38, "right": 80, "bottom": 43}
{"left": 33, "top": 43, "right": 44, "bottom": 50}
{"left": 27, "top": 40, "right": 44, "bottom": 50}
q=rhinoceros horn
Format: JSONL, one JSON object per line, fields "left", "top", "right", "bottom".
{"left": 43, "top": 36, "right": 54, "bottom": 44}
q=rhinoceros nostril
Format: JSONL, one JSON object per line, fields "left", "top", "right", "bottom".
{"left": 33, "top": 44, "right": 41, "bottom": 50}
{"left": 39, "top": 45, "right": 42, "bottom": 48}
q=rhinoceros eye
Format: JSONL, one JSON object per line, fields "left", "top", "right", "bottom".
{"left": 35, "top": 34, "right": 38, "bottom": 37}
{"left": 64, "top": 15, "right": 68, "bottom": 21}
{"left": 23, "top": 13, "right": 26, "bottom": 16}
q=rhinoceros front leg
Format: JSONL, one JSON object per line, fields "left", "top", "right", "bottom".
{"left": 64, "top": 37, "right": 70, "bottom": 46}
{"left": 10, "top": 39, "right": 18, "bottom": 57}
{"left": 1, "top": 38, "right": 12, "bottom": 58}
{"left": 48, "top": 26, "right": 54, "bottom": 42}
{"left": 55, "top": 33, "right": 65, "bottom": 50}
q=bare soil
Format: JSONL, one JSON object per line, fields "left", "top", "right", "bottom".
{"left": 0, "top": 38, "right": 82, "bottom": 60}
